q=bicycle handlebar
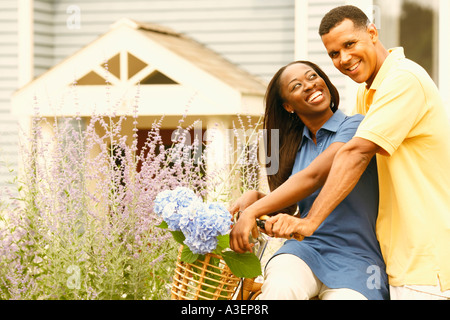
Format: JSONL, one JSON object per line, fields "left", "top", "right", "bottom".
{"left": 256, "top": 215, "right": 304, "bottom": 242}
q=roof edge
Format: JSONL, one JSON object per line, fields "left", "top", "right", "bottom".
{"left": 110, "top": 18, "right": 180, "bottom": 37}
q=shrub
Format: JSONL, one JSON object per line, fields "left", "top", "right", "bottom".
{"left": 0, "top": 95, "right": 264, "bottom": 299}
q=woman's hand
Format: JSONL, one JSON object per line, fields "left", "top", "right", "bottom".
{"left": 229, "top": 211, "right": 258, "bottom": 253}
{"left": 228, "top": 190, "right": 265, "bottom": 217}
{"left": 229, "top": 190, "right": 266, "bottom": 254}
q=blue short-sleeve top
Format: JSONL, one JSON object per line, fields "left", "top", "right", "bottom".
{"left": 272, "top": 110, "right": 389, "bottom": 300}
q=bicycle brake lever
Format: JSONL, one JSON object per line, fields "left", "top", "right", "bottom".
{"left": 256, "top": 219, "right": 266, "bottom": 230}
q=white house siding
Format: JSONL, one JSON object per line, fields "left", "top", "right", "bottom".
{"left": 0, "top": 1, "right": 20, "bottom": 187}
{"left": 50, "top": 0, "right": 296, "bottom": 82}
{"left": 1, "top": 0, "right": 296, "bottom": 188}
{"left": 305, "top": 0, "right": 358, "bottom": 114}
{"left": 34, "top": 0, "right": 54, "bottom": 77}
{"left": 307, "top": 0, "right": 346, "bottom": 81}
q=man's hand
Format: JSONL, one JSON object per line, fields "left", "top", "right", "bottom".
{"left": 264, "top": 214, "right": 313, "bottom": 240}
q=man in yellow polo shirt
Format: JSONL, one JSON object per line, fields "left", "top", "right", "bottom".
{"left": 288, "top": 5, "right": 450, "bottom": 299}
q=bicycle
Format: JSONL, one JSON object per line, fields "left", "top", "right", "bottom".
{"left": 235, "top": 215, "right": 304, "bottom": 300}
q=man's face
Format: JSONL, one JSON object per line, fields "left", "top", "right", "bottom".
{"left": 321, "top": 19, "right": 379, "bottom": 86}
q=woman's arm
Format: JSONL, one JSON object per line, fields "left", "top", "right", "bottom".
{"left": 228, "top": 190, "right": 266, "bottom": 216}
{"left": 230, "top": 141, "right": 345, "bottom": 253}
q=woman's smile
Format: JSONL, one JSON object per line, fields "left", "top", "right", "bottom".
{"left": 307, "top": 90, "right": 325, "bottom": 104}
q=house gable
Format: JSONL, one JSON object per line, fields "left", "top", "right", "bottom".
{"left": 12, "top": 18, "right": 266, "bottom": 117}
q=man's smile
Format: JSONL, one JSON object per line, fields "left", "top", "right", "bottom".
{"left": 346, "top": 60, "right": 361, "bottom": 73}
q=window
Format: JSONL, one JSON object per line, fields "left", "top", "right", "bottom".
{"left": 127, "top": 52, "right": 147, "bottom": 79}
{"left": 140, "top": 71, "right": 177, "bottom": 85}
{"left": 136, "top": 128, "right": 205, "bottom": 173}
{"left": 76, "top": 71, "right": 107, "bottom": 85}
{"left": 374, "top": 0, "right": 439, "bottom": 82}
{"left": 74, "top": 51, "right": 179, "bottom": 86}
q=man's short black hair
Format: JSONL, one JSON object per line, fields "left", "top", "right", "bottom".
{"left": 319, "top": 5, "right": 371, "bottom": 36}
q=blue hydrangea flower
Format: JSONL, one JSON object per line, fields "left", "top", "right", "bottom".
{"left": 154, "top": 187, "right": 233, "bottom": 255}
{"left": 205, "top": 202, "right": 233, "bottom": 235}
{"left": 179, "top": 200, "right": 232, "bottom": 255}
{"left": 153, "top": 189, "right": 173, "bottom": 215}
{"left": 184, "top": 234, "right": 218, "bottom": 255}
{"left": 154, "top": 187, "right": 199, "bottom": 231}
{"left": 178, "top": 199, "right": 205, "bottom": 237}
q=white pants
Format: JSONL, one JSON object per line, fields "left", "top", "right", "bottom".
{"left": 390, "top": 280, "right": 450, "bottom": 300}
{"left": 259, "top": 254, "right": 367, "bottom": 300}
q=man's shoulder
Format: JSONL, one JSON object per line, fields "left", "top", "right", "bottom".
{"left": 378, "top": 63, "right": 426, "bottom": 93}
{"left": 387, "top": 57, "right": 432, "bottom": 85}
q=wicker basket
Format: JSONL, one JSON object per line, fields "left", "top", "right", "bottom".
{"left": 171, "top": 246, "right": 240, "bottom": 300}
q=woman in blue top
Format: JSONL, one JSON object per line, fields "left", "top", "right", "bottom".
{"left": 229, "top": 61, "right": 388, "bottom": 300}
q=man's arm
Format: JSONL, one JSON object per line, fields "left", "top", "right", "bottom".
{"left": 230, "top": 141, "right": 344, "bottom": 253}
{"left": 294, "top": 137, "right": 382, "bottom": 236}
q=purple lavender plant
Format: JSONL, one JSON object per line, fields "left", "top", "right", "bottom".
{"left": 0, "top": 97, "right": 264, "bottom": 298}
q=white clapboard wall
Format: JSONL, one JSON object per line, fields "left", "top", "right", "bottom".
{"left": 0, "top": 0, "right": 20, "bottom": 188}
{"left": 3, "top": 0, "right": 362, "bottom": 188}
{"left": 34, "top": 0, "right": 297, "bottom": 82}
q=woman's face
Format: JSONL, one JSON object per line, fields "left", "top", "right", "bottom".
{"left": 279, "top": 63, "right": 333, "bottom": 119}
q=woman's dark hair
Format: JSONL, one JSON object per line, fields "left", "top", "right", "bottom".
{"left": 319, "top": 5, "right": 370, "bottom": 36}
{"left": 264, "top": 61, "right": 339, "bottom": 213}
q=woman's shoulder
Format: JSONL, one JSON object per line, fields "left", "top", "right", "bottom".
{"left": 330, "top": 112, "right": 365, "bottom": 143}
{"left": 345, "top": 112, "right": 364, "bottom": 121}
{"left": 341, "top": 112, "right": 364, "bottom": 128}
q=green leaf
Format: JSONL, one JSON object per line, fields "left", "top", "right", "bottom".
{"left": 215, "top": 234, "right": 230, "bottom": 252}
{"left": 170, "top": 230, "right": 185, "bottom": 245}
{"left": 221, "top": 251, "right": 262, "bottom": 279}
{"left": 156, "top": 220, "right": 168, "bottom": 229}
{"left": 181, "top": 245, "right": 199, "bottom": 264}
